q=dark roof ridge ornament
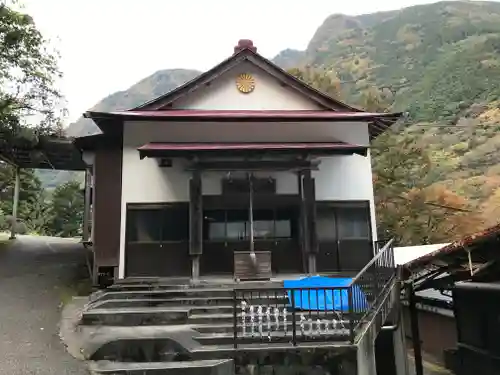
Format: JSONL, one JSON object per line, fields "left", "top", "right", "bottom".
{"left": 234, "top": 39, "right": 257, "bottom": 54}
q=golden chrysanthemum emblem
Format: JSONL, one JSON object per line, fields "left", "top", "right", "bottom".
{"left": 236, "top": 73, "right": 256, "bottom": 93}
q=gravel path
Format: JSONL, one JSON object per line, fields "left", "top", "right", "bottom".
{"left": 0, "top": 235, "right": 90, "bottom": 375}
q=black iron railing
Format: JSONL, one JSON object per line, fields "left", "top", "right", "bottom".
{"left": 232, "top": 238, "right": 396, "bottom": 348}
{"left": 348, "top": 238, "right": 396, "bottom": 337}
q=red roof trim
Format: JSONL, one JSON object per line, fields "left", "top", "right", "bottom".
{"left": 85, "top": 109, "right": 402, "bottom": 122}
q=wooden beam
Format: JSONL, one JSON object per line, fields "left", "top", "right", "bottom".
{"left": 189, "top": 170, "right": 203, "bottom": 280}
{"left": 303, "top": 169, "right": 318, "bottom": 273}
{"left": 406, "top": 282, "right": 424, "bottom": 375}
{"left": 298, "top": 171, "right": 310, "bottom": 272}
{"left": 82, "top": 168, "right": 92, "bottom": 242}
{"left": 187, "top": 160, "right": 320, "bottom": 172}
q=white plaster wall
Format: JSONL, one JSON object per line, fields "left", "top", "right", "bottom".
{"left": 172, "top": 61, "right": 323, "bottom": 111}
{"left": 314, "top": 151, "right": 377, "bottom": 241}
{"left": 118, "top": 120, "right": 375, "bottom": 277}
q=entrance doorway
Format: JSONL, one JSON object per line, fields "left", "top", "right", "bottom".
{"left": 200, "top": 202, "right": 303, "bottom": 276}
{"left": 124, "top": 203, "right": 191, "bottom": 277}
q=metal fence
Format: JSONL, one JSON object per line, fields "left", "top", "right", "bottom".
{"left": 232, "top": 238, "right": 396, "bottom": 348}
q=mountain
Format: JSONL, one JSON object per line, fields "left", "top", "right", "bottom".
{"left": 39, "top": 69, "right": 201, "bottom": 188}
{"left": 65, "top": 69, "right": 201, "bottom": 137}
{"left": 303, "top": 1, "right": 500, "bottom": 123}
{"left": 44, "top": 1, "right": 500, "bottom": 236}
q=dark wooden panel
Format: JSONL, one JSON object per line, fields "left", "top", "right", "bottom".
{"left": 200, "top": 239, "right": 304, "bottom": 275}
{"left": 125, "top": 242, "right": 190, "bottom": 277}
{"left": 338, "top": 240, "right": 373, "bottom": 271}
{"left": 94, "top": 148, "right": 122, "bottom": 267}
{"left": 457, "top": 345, "right": 500, "bottom": 375}
{"left": 317, "top": 242, "right": 339, "bottom": 272}
{"left": 234, "top": 251, "right": 272, "bottom": 280}
{"left": 222, "top": 178, "right": 276, "bottom": 194}
{"left": 200, "top": 242, "right": 235, "bottom": 275}
{"left": 203, "top": 194, "right": 299, "bottom": 210}
{"left": 255, "top": 239, "right": 303, "bottom": 274}
{"left": 375, "top": 329, "right": 397, "bottom": 375}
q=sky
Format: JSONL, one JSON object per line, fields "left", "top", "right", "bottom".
{"left": 21, "top": 0, "right": 451, "bottom": 124}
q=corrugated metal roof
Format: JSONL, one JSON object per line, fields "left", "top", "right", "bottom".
{"left": 394, "top": 243, "right": 450, "bottom": 265}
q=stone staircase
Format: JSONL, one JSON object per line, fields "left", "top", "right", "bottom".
{"left": 80, "top": 279, "right": 364, "bottom": 374}
{"left": 89, "top": 359, "right": 233, "bottom": 375}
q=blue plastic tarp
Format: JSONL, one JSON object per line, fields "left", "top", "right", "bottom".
{"left": 284, "top": 276, "right": 368, "bottom": 312}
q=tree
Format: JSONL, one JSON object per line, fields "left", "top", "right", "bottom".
{"left": 0, "top": 162, "right": 46, "bottom": 233}
{"left": 398, "top": 185, "right": 484, "bottom": 244}
{"left": 373, "top": 134, "right": 485, "bottom": 245}
{"left": 290, "top": 63, "right": 484, "bottom": 245}
{"left": 288, "top": 66, "right": 343, "bottom": 99}
{"left": 0, "top": 0, "right": 64, "bottom": 144}
{"left": 46, "top": 180, "right": 83, "bottom": 237}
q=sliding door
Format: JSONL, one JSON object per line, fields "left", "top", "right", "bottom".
{"left": 316, "top": 201, "right": 372, "bottom": 273}
{"left": 125, "top": 203, "right": 191, "bottom": 277}
{"left": 200, "top": 200, "right": 302, "bottom": 275}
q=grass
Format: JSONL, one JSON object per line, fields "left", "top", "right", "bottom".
{"left": 0, "top": 232, "right": 11, "bottom": 250}
{"left": 60, "top": 278, "right": 94, "bottom": 306}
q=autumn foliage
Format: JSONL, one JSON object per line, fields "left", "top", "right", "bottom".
{"left": 290, "top": 66, "right": 488, "bottom": 246}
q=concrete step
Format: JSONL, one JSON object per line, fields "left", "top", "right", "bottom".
{"left": 81, "top": 307, "right": 189, "bottom": 326}
{"left": 90, "top": 297, "right": 235, "bottom": 309}
{"left": 193, "top": 328, "right": 350, "bottom": 346}
{"left": 89, "top": 359, "right": 234, "bottom": 375}
{"left": 193, "top": 320, "right": 350, "bottom": 335}
{"left": 188, "top": 311, "right": 353, "bottom": 325}
{"left": 90, "top": 289, "right": 235, "bottom": 303}
{"left": 90, "top": 295, "right": 289, "bottom": 310}
{"left": 189, "top": 341, "right": 352, "bottom": 361}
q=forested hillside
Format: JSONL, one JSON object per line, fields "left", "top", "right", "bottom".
{"left": 44, "top": 0, "right": 500, "bottom": 244}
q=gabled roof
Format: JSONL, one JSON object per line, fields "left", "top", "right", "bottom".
{"left": 84, "top": 40, "right": 402, "bottom": 140}
{"left": 132, "top": 39, "right": 362, "bottom": 112}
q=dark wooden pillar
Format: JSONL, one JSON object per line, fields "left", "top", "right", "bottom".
{"left": 406, "top": 282, "right": 424, "bottom": 375}
{"left": 298, "top": 171, "right": 309, "bottom": 273}
{"left": 189, "top": 170, "right": 203, "bottom": 280}
{"left": 303, "top": 169, "right": 317, "bottom": 274}
{"left": 82, "top": 168, "right": 92, "bottom": 242}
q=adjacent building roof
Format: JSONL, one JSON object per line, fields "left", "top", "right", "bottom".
{"left": 405, "top": 223, "right": 500, "bottom": 291}
{"left": 0, "top": 137, "right": 86, "bottom": 171}
{"left": 394, "top": 243, "right": 450, "bottom": 266}
{"left": 137, "top": 141, "right": 368, "bottom": 158}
